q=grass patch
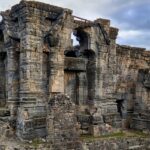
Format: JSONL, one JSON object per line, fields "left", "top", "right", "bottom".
{"left": 80, "top": 130, "right": 150, "bottom": 141}
{"left": 102, "top": 131, "right": 125, "bottom": 138}
{"left": 131, "top": 130, "right": 150, "bottom": 138}
{"left": 30, "top": 138, "right": 44, "bottom": 148}
{"left": 80, "top": 131, "right": 125, "bottom": 141}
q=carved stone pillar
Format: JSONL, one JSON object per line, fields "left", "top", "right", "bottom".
{"left": 48, "top": 48, "right": 64, "bottom": 97}
{"left": 6, "top": 42, "right": 20, "bottom": 117}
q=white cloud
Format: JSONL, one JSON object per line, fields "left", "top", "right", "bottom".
{"left": 118, "top": 30, "right": 143, "bottom": 39}
{"left": 117, "top": 30, "right": 150, "bottom": 49}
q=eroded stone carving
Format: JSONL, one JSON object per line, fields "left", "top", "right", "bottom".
{"left": 44, "top": 32, "right": 59, "bottom": 48}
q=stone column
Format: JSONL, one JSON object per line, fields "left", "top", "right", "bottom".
{"left": 78, "top": 72, "right": 87, "bottom": 105}
{"left": 48, "top": 11, "right": 73, "bottom": 98}
{"left": 17, "top": 15, "right": 47, "bottom": 139}
{"left": 86, "top": 57, "right": 96, "bottom": 105}
{"left": 6, "top": 43, "right": 20, "bottom": 117}
{"left": 48, "top": 48, "right": 64, "bottom": 97}
{"left": 17, "top": 39, "right": 48, "bottom": 139}
{"left": 19, "top": 50, "right": 44, "bottom": 102}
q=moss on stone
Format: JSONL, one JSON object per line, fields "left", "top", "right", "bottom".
{"left": 30, "top": 139, "right": 44, "bottom": 148}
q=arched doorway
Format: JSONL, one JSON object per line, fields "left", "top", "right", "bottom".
{"left": 64, "top": 28, "right": 93, "bottom": 105}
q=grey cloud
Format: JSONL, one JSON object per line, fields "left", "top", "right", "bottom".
{"left": 110, "top": 2, "right": 150, "bottom": 30}
{"left": 117, "top": 30, "right": 150, "bottom": 49}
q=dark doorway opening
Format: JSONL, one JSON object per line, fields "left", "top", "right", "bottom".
{"left": 64, "top": 50, "right": 80, "bottom": 57}
{"left": 116, "top": 99, "right": 124, "bottom": 118}
{"left": 0, "top": 52, "right": 7, "bottom": 107}
{"left": 0, "top": 30, "right": 4, "bottom": 42}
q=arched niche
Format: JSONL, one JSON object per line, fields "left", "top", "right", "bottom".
{"left": 69, "top": 28, "right": 90, "bottom": 50}
{"left": 71, "top": 32, "right": 79, "bottom": 46}
{"left": 64, "top": 29, "right": 91, "bottom": 58}
{"left": 64, "top": 28, "right": 94, "bottom": 105}
{"left": 73, "top": 28, "right": 90, "bottom": 51}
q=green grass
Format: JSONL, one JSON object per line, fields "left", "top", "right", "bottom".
{"left": 30, "top": 138, "right": 44, "bottom": 148}
{"left": 80, "top": 130, "right": 150, "bottom": 141}
{"left": 131, "top": 130, "right": 150, "bottom": 137}
{"left": 80, "top": 131, "right": 125, "bottom": 141}
{"left": 101, "top": 131, "right": 125, "bottom": 138}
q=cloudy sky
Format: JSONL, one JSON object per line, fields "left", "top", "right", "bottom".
{"left": 0, "top": 0, "right": 150, "bottom": 49}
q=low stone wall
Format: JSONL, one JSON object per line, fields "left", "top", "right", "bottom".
{"left": 0, "top": 136, "right": 150, "bottom": 150}
{"left": 82, "top": 137, "right": 150, "bottom": 150}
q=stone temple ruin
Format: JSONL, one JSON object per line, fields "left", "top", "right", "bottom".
{"left": 0, "top": 0, "right": 150, "bottom": 149}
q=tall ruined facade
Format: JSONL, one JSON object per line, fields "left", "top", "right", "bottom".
{"left": 0, "top": 0, "right": 150, "bottom": 141}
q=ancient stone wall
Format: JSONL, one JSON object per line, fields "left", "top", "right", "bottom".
{"left": 0, "top": 0, "right": 73, "bottom": 139}
{"left": 83, "top": 137, "right": 150, "bottom": 150}
{"left": 116, "top": 45, "right": 150, "bottom": 129}
{"left": 0, "top": 0, "right": 150, "bottom": 144}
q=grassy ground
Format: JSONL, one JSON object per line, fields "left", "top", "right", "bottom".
{"left": 80, "top": 130, "right": 150, "bottom": 141}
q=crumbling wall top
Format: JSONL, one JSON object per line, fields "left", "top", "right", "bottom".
{"left": 11, "top": 0, "right": 72, "bottom": 14}
{"left": 94, "top": 18, "right": 118, "bottom": 40}
{"left": 95, "top": 18, "right": 110, "bottom": 26}
{"left": 109, "top": 27, "right": 119, "bottom": 40}
{"left": 116, "top": 44, "right": 150, "bottom": 60}
{"left": 117, "top": 44, "right": 146, "bottom": 51}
